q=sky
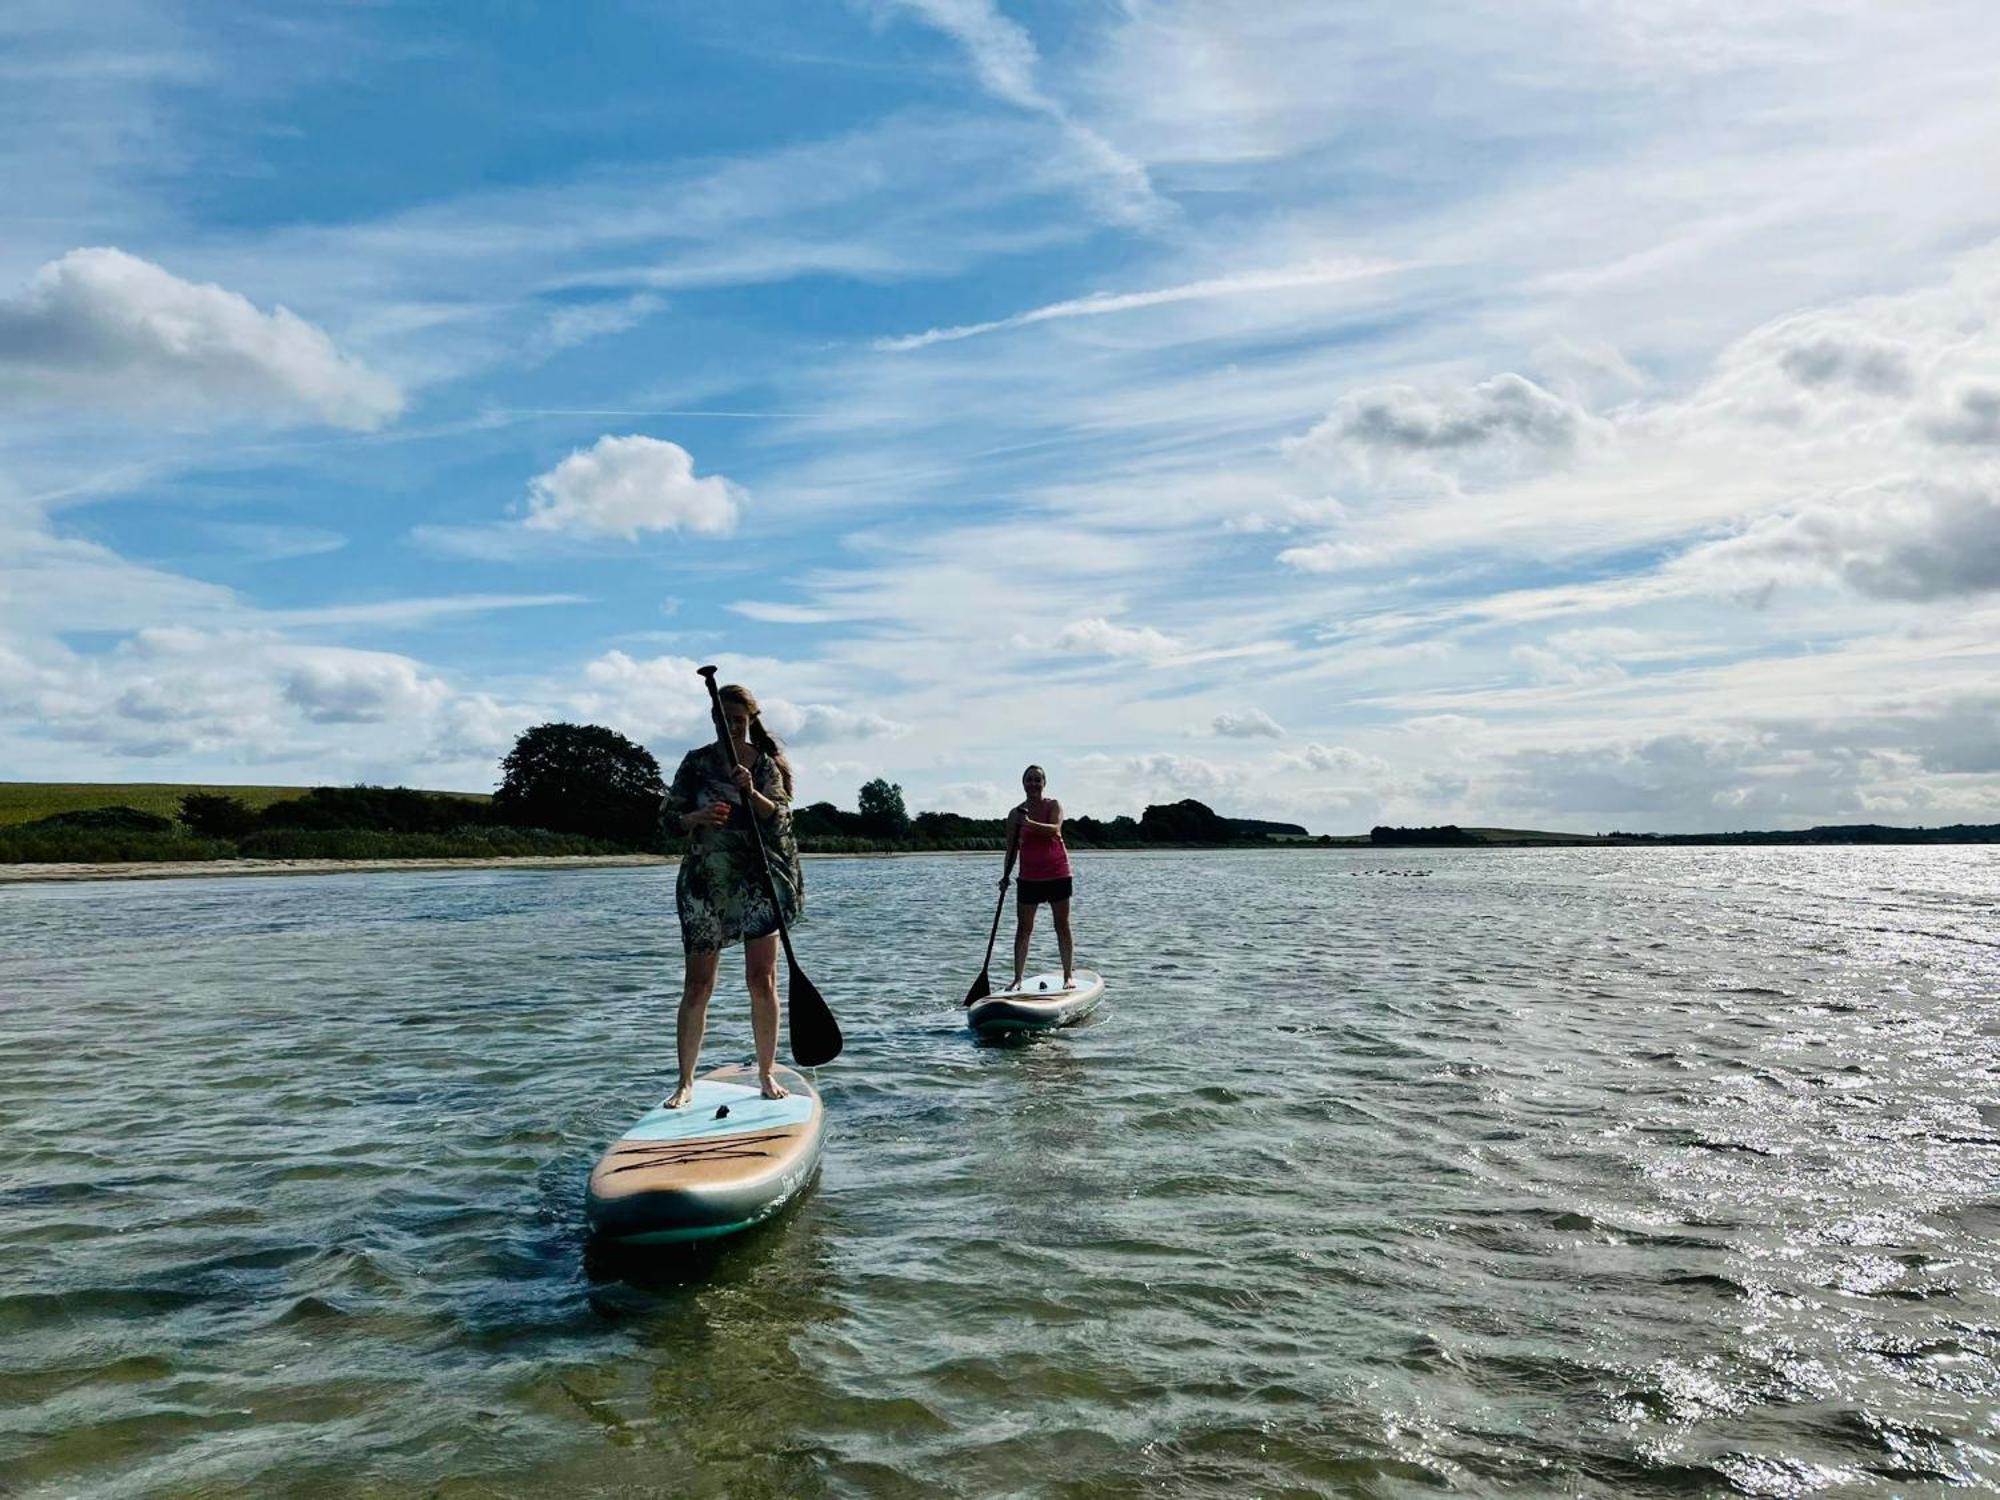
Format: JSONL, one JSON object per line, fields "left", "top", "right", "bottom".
{"left": 3, "top": 0, "right": 1998, "bottom": 834}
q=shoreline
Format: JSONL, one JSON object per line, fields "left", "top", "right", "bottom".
{"left": 0, "top": 849, "right": 1014, "bottom": 885}
{"left": 0, "top": 854, "right": 673, "bottom": 885}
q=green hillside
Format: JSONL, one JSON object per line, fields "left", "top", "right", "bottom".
{"left": 0, "top": 782, "right": 489, "bottom": 829}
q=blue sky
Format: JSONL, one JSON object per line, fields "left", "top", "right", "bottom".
{"left": 4, "top": 0, "right": 1998, "bottom": 831}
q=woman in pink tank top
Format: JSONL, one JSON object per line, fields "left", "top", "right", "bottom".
{"left": 1004, "top": 764, "right": 1076, "bottom": 989}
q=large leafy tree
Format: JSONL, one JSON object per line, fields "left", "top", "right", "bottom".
{"left": 857, "top": 777, "right": 910, "bottom": 837}
{"left": 1138, "top": 798, "right": 1236, "bottom": 844}
{"left": 494, "top": 722, "right": 664, "bottom": 845}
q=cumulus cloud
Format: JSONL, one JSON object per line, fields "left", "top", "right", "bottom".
{"left": 523, "top": 435, "right": 742, "bottom": 541}
{"left": 8, "top": 627, "right": 458, "bottom": 763}
{"left": 282, "top": 653, "right": 452, "bottom": 724}
{"left": 1682, "top": 479, "right": 2000, "bottom": 601}
{"left": 1500, "top": 728, "right": 1868, "bottom": 826}
{"left": 925, "top": 779, "right": 1005, "bottom": 815}
{"left": 761, "top": 699, "right": 908, "bottom": 745}
{"left": 576, "top": 649, "right": 716, "bottom": 736}
{"left": 1773, "top": 326, "right": 1914, "bottom": 396}
{"left": 1294, "top": 373, "right": 1592, "bottom": 464}
{"left": 1212, "top": 708, "right": 1284, "bottom": 738}
{"left": 0, "top": 248, "right": 401, "bottom": 429}
{"left": 1277, "top": 540, "right": 1373, "bottom": 574}
{"left": 1922, "top": 384, "right": 2000, "bottom": 446}
{"left": 1288, "top": 742, "right": 1390, "bottom": 778}
{"left": 1048, "top": 616, "right": 1181, "bottom": 661}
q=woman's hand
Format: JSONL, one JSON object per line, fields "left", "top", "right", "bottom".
{"left": 731, "top": 765, "right": 776, "bottom": 816}
{"left": 683, "top": 799, "right": 732, "bottom": 831}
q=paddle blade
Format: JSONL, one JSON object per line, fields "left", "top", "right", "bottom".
{"left": 963, "top": 968, "right": 991, "bottom": 1007}
{"left": 786, "top": 961, "right": 843, "bottom": 1066}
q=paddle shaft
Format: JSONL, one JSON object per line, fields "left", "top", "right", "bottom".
{"left": 980, "top": 851, "right": 1015, "bottom": 970}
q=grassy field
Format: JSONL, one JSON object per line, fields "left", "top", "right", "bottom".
{"left": 1461, "top": 827, "right": 1612, "bottom": 845}
{"left": 0, "top": 783, "right": 489, "bottom": 828}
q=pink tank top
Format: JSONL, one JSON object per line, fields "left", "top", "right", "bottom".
{"left": 1018, "top": 803, "right": 1071, "bottom": 880}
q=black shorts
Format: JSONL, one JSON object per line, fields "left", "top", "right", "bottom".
{"left": 1017, "top": 876, "right": 1073, "bottom": 906}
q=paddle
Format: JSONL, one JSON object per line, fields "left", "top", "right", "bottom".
{"left": 963, "top": 846, "right": 1017, "bottom": 1007}
{"left": 699, "top": 666, "right": 843, "bottom": 1067}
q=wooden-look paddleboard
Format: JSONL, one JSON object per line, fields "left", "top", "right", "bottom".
{"left": 967, "top": 969, "right": 1105, "bottom": 1035}
{"left": 585, "top": 1062, "right": 823, "bottom": 1245}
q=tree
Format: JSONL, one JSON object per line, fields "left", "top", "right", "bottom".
{"left": 794, "top": 801, "right": 866, "bottom": 839}
{"left": 179, "top": 793, "right": 259, "bottom": 839}
{"left": 494, "top": 722, "right": 664, "bottom": 845}
{"left": 857, "top": 778, "right": 910, "bottom": 837}
{"left": 1138, "top": 798, "right": 1236, "bottom": 844}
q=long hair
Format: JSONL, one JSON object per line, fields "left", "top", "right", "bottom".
{"left": 719, "top": 683, "right": 794, "bottom": 797}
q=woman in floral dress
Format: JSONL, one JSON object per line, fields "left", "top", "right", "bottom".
{"left": 661, "top": 682, "right": 805, "bottom": 1107}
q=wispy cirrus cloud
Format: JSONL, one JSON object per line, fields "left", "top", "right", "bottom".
{"left": 875, "top": 257, "right": 1397, "bottom": 350}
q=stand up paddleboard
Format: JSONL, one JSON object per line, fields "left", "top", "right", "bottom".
{"left": 586, "top": 1062, "right": 824, "bottom": 1245}
{"left": 967, "top": 969, "right": 1105, "bottom": 1035}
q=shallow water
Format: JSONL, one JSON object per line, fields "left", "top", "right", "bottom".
{"left": 2, "top": 847, "right": 1998, "bottom": 1497}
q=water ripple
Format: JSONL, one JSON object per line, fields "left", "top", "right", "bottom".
{"left": 1, "top": 848, "right": 1997, "bottom": 1496}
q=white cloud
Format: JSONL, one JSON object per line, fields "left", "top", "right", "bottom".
{"left": 527, "top": 293, "right": 664, "bottom": 359}
{"left": 202, "top": 523, "right": 348, "bottom": 561}
{"left": 1292, "top": 373, "right": 1594, "bottom": 464}
{"left": 522, "top": 435, "right": 742, "bottom": 541}
{"left": 876, "top": 258, "right": 1395, "bottom": 350}
{"left": 1923, "top": 384, "right": 2000, "bottom": 446}
{"left": 872, "top": 0, "right": 1163, "bottom": 225}
{"left": 1679, "top": 479, "right": 2000, "bottom": 602}
{"left": 0, "top": 248, "right": 401, "bottom": 429}
{"left": 1212, "top": 708, "right": 1284, "bottom": 738}
{"left": 282, "top": 652, "right": 452, "bottom": 724}
{"left": 1772, "top": 326, "right": 1914, "bottom": 397}
{"left": 1048, "top": 616, "right": 1181, "bottom": 661}
{"left": 924, "top": 779, "right": 1005, "bottom": 815}
{"left": 1277, "top": 540, "right": 1374, "bottom": 574}
{"left": 760, "top": 699, "right": 908, "bottom": 745}
{"left": 3, "top": 627, "right": 456, "bottom": 764}
{"left": 728, "top": 601, "right": 855, "bottom": 624}
{"left": 1288, "top": 742, "right": 1390, "bottom": 778}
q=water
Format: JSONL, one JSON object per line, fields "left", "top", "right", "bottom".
{"left": 2, "top": 848, "right": 1997, "bottom": 1498}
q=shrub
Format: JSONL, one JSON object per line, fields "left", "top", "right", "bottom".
{"left": 18, "top": 805, "right": 175, "bottom": 835}
{"left": 180, "top": 793, "right": 260, "bottom": 839}
{"left": 259, "top": 785, "right": 492, "bottom": 835}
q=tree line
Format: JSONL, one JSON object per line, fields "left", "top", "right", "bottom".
{"left": 0, "top": 721, "right": 1312, "bottom": 863}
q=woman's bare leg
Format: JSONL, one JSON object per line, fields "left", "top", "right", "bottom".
{"left": 668, "top": 949, "right": 720, "bottom": 1107}
{"left": 1012, "top": 901, "right": 1037, "bottom": 989}
{"left": 745, "top": 934, "right": 788, "bottom": 1098}
{"left": 1051, "top": 898, "right": 1074, "bottom": 986}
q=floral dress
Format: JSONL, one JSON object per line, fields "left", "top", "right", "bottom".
{"left": 664, "top": 743, "right": 805, "bottom": 954}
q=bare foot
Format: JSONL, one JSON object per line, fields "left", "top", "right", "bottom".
{"left": 759, "top": 1072, "right": 790, "bottom": 1101}
{"left": 663, "top": 1082, "right": 694, "bottom": 1109}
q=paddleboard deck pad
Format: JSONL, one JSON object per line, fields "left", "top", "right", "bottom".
{"left": 967, "top": 969, "right": 1105, "bottom": 1034}
{"left": 585, "top": 1063, "right": 823, "bottom": 1245}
